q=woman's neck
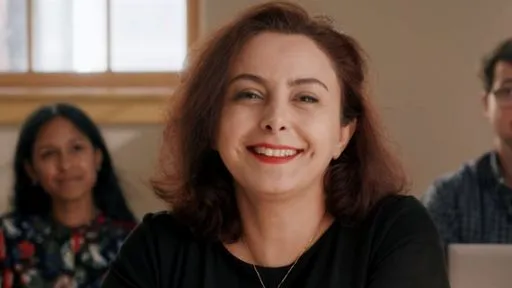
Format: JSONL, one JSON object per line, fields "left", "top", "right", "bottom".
{"left": 232, "top": 186, "right": 332, "bottom": 267}
{"left": 52, "top": 194, "right": 96, "bottom": 228}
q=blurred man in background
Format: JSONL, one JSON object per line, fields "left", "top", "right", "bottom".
{"left": 423, "top": 38, "right": 512, "bottom": 244}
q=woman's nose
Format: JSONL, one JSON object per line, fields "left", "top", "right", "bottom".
{"left": 259, "top": 102, "right": 289, "bottom": 133}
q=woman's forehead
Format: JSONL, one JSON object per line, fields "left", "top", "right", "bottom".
{"left": 228, "top": 32, "right": 338, "bottom": 87}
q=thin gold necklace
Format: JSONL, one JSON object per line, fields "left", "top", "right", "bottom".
{"left": 242, "top": 215, "right": 325, "bottom": 288}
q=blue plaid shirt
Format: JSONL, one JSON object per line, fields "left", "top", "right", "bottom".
{"left": 422, "top": 151, "right": 512, "bottom": 244}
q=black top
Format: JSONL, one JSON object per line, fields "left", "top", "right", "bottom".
{"left": 423, "top": 151, "right": 512, "bottom": 244}
{"left": 102, "top": 195, "right": 450, "bottom": 288}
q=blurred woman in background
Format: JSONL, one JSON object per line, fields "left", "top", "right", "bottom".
{"left": 0, "top": 103, "right": 136, "bottom": 288}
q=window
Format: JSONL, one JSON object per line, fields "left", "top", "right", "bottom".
{"left": 0, "top": 0, "right": 199, "bottom": 124}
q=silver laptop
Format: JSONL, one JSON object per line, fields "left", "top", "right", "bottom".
{"left": 448, "top": 244, "right": 512, "bottom": 288}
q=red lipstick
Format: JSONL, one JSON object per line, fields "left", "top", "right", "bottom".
{"left": 247, "top": 143, "right": 302, "bottom": 164}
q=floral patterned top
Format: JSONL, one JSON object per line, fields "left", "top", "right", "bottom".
{"left": 0, "top": 212, "right": 136, "bottom": 288}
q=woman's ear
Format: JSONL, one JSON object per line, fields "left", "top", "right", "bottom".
{"left": 24, "top": 161, "right": 37, "bottom": 184}
{"left": 333, "top": 119, "right": 357, "bottom": 160}
{"left": 94, "top": 149, "right": 103, "bottom": 172}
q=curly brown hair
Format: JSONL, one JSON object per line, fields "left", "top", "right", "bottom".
{"left": 151, "top": 1, "right": 408, "bottom": 242}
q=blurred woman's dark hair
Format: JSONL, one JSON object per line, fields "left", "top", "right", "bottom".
{"left": 152, "top": 1, "right": 407, "bottom": 242}
{"left": 13, "top": 102, "right": 136, "bottom": 222}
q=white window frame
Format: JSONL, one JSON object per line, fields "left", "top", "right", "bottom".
{"left": 0, "top": 0, "right": 199, "bottom": 125}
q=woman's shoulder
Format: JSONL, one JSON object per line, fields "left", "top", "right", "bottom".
{"left": 67, "top": 212, "right": 190, "bottom": 278}
{"left": 0, "top": 211, "right": 16, "bottom": 225}
{"left": 0, "top": 212, "right": 50, "bottom": 241}
{"left": 348, "top": 195, "right": 449, "bottom": 287}
{"left": 0, "top": 211, "right": 35, "bottom": 223}
{"left": 104, "top": 211, "right": 197, "bottom": 287}
{"left": 0, "top": 212, "right": 19, "bottom": 236}
{"left": 122, "top": 211, "right": 194, "bottom": 248}
{"left": 371, "top": 194, "right": 426, "bottom": 215}
{"left": 139, "top": 211, "right": 190, "bottom": 233}
{"left": 363, "top": 194, "right": 441, "bottom": 243}
{"left": 0, "top": 212, "right": 43, "bottom": 235}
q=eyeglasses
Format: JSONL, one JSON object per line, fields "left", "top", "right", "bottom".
{"left": 492, "top": 86, "right": 512, "bottom": 106}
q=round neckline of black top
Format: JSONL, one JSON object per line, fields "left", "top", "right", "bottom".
{"left": 217, "top": 219, "right": 338, "bottom": 273}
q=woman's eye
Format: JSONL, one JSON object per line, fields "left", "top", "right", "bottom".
{"left": 298, "top": 95, "right": 318, "bottom": 103}
{"left": 234, "top": 91, "right": 262, "bottom": 100}
{"left": 72, "top": 144, "right": 85, "bottom": 152}
{"left": 40, "top": 151, "right": 56, "bottom": 159}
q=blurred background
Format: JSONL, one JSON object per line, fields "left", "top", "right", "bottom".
{"left": 0, "top": 0, "right": 510, "bottom": 219}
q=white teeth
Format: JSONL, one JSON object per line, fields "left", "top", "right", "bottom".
{"left": 253, "top": 147, "right": 298, "bottom": 157}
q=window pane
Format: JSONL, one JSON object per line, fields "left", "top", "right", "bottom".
{"left": 0, "top": 0, "right": 28, "bottom": 72}
{"left": 110, "top": 0, "right": 187, "bottom": 72}
{"left": 32, "top": 0, "right": 107, "bottom": 72}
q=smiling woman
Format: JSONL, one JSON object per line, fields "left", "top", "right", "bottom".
{"left": 102, "top": 2, "right": 450, "bottom": 288}
{"left": 0, "top": 103, "right": 136, "bottom": 287}
{"left": 218, "top": 32, "right": 350, "bottom": 202}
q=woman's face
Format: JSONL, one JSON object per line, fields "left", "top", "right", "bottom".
{"left": 26, "top": 117, "right": 102, "bottom": 203}
{"left": 216, "top": 32, "right": 355, "bottom": 199}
